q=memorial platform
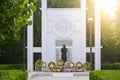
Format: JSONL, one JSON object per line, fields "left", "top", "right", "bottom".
{"left": 29, "top": 71, "right": 89, "bottom": 77}
{"left": 28, "top": 72, "right": 89, "bottom": 80}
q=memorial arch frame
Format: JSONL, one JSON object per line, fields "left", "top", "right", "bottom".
{"left": 27, "top": 0, "right": 101, "bottom": 72}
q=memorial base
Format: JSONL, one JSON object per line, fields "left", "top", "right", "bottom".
{"left": 29, "top": 71, "right": 89, "bottom": 78}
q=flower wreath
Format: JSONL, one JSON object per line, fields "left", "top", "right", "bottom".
{"left": 35, "top": 59, "right": 42, "bottom": 68}
{"left": 68, "top": 62, "right": 75, "bottom": 68}
{"left": 84, "top": 62, "right": 90, "bottom": 69}
{"left": 48, "top": 62, "right": 56, "bottom": 70}
{"left": 76, "top": 61, "right": 84, "bottom": 69}
{"left": 56, "top": 59, "right": 64, "bottom": 67}
{"left": 41, "top": 61, "right": 47, "bottom": 68}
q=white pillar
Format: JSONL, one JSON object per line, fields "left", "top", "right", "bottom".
{"left": 27, "top": 13, "right": 34, "bottom": 72}
{"left": 81, "top": 0, "right": 86, "bottom": 62}
{"left": 41, "top": 0, "right": 48, "bottom": 62}
{"left": 95, "top": 0, "right": 101, "bottom": 70}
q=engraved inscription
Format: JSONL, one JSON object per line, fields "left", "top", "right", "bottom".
{"left": 55, "top": 40, "right": 73, "bottom": 46}
{"left": 54, "top": 18, "right": 74, "bottom": 36}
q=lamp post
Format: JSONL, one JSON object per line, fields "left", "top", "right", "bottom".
{"left": 23, "top": 27, "right": 26, "bottom": 71}
{"left": 88, "top": 14, "right": 93, "bottom": 70}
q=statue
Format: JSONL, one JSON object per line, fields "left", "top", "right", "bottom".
{"left": 61, "top": 44, "right": 67, "bottom": 63}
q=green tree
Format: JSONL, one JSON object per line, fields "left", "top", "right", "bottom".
{"left": 0, "top": 0, "right": 37, "bottom": 42}
{"left": 111, "top": 1, "right": 120, "bottom": 48}
{"left": 0, "top": 0, "right": 37, "bottom": 64}
{"left": 101, "top": 0, "right": 120, "bottom": 63}
{"left": 47, "top": 0, "right": 80, "bottom": 8}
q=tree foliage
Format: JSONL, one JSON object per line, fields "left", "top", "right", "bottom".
{"left": 101, "top": 0, "right": 120, "bottom": 63}
{"left": 0, "top": 0, "right": 37, "bottom": 42}
{"left": 47, "top": 0, "right": 80, "bottom": 8}
{"left": 0, "top": 0, "right": 37, "bottom": 64}
{"left": 111, "top": 1, "right": 120, "bottom": 47}
{"left": 1, "top": 0, "right": 120, "bottom": 64}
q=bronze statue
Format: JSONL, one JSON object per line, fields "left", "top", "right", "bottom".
{"left": 61, "top": 44, "right": 67, "bottom": 63}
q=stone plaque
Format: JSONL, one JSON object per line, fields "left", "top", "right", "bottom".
{"left": 55, "top": 40, "right": 73, "bottom": 46}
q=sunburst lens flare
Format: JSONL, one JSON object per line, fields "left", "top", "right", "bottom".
{"left": 100, "top": 0, "right": 118, "bottom": 19}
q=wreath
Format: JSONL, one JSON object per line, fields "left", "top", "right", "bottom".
{"left": 48, "top": 61, "right": 56, "bottom": 71}
{"left": 84, "top": 62, "right": 90, "bottom": 69}
{"left": 35, "top": 59, "right": 42, "bottom": 68}
{"left": 41, "top": 61, "right": 47, "bottom": 68}
{"left": 56, "top": 59, "right": 64, "bottom": 67}
{"left": 68, "top": 62, "right": 75, "bottom": 68}
{"left": 76, "top": 61, "right": 84, "bottom": 69}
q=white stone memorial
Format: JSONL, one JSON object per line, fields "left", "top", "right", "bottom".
{"left": 46, "top": 8, "right": 86, "bottom": 63}
{"left": 27, "top": 0, "right": 101, "bottom": 72}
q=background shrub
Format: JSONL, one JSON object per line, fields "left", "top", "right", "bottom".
{"left": 111, "top": 63, "right": 120, "bottom": 70}
{"left": 101, "top": 63, "right": 120, "bottom": 70}
{"left": 0, "top": 70, "right": 28, "bottom": 80}
{"left": 101, "top": 64, "right": 112, "bottom": 70}
{"left": 0, "top": 64, "right": 27, "bottom": 70}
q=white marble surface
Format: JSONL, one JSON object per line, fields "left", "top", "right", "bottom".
{"left": 28, "top": 72, "right": 89, "bottom": 80}
{"left": 29, "top": 76, "right": 89, "bottom": 80}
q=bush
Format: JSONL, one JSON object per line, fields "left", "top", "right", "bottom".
{"left": 90, "top": 70, "right": 120, "bottom": 80}
{"left": 0, "top": 64, "right": 27, "bottom": 70}
{"left": 101, "top": 63, "right": 120, "bottom": 70}
{"left": 0, "top": 70, "right": 28, "bottom": 80}
{"left": 101, "top": 64, "right": 112, "bottom": 70}
{"left": 111, "top": 63, "right": 120, "bottom": 70}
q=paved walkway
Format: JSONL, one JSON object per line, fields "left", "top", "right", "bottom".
{"left": 28, "top": 72, "right": 89, "bottom": 80}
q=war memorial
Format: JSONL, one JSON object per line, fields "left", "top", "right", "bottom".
{"left": 27, "top": 0, "right": 101, "bottom": 73}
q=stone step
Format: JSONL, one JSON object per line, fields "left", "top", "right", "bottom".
{"left": 29, "top": 76, "right": 89, "bottom": 80}
{"left": 29, "top": 71, "right": 89, "bottom": 78}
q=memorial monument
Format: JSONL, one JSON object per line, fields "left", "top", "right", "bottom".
{"left": 27, "top": 0, "right": 101, "bottom": 72}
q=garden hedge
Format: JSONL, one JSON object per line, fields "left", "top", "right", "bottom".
{"left": 90, "top": 70, "right": 120, "bottom": 80}
{"left": 0, "top": 64, "right": 27, "bottom": 70}
{"left": 0, "top": 70, "right": 28, "bottom": 80}
{"left": 101, "top": 63, "right": 120, "bottom": 70}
